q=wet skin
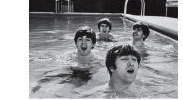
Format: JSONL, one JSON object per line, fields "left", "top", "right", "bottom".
{"left": 99, "top": 24, "right": 110, "bottom": 34}
{"left": 114, "top": 55, "right": 139, "bottom": 83}
{"left": 132, "top": 28, "right": 144, "bottom": 41}
{"left": 76, "top": 36, "right": 94, "bottom": 56}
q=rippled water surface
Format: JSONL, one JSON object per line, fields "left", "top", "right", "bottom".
{"left": 29, "top": 14, "right": 178, "bottom": 98}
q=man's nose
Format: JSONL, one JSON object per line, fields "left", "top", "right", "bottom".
{"left": 81, "top": 39, "right": 87, "bottom": 44}
{"left": 127, "top": 60, "right": 134, "bottom": 67}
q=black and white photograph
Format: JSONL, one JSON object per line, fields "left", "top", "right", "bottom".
{"left": 28, "top": 0, "right": 178, "bottom": 99}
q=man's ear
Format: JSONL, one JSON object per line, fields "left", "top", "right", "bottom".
{"left": 109, "top": 66, "right": 115, "bottom": 72}
{"left": 75, "top": 44, "right": 79, "bottom": 49}
{"left": 110, "top": 69, "right": 115, "bottom": 72}
{"left": 92, "top": 44, "right": 95, "bottom": 49}
{"left": 143, "top": 34, "right": 146, "bottom": 38}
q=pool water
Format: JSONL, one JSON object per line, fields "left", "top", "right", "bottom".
{"left": 29, "top": 14, "right": 178, "bottom": 98}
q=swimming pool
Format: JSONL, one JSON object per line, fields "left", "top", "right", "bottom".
{"left": 29, "top": 14, "right": 178, "bottom": 98}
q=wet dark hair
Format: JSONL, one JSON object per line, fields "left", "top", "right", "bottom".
{"left": 74, "top": 26, "right": 96, "bottom": 46}
{"left": 133, "top": 22, "right": 150, "bottom": 41}
{"left": 105, "top": 44, "right": 141, "bottom": 77}
{"left": 97, "top": 18, "right": 112, "bottom": 31}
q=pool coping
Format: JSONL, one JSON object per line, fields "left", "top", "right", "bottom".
{"left": 29, "top": 12, "right": 122, "bottom": 16}
{"left": 121, "top": 14, "right": 178, "bottom": 40}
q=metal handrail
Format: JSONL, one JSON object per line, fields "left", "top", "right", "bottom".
{"left": 124, "top": 0, "right": 145, "bottom": 16}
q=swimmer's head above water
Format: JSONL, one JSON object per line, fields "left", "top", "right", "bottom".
{"left": 132, "top": 22, "right": 150, "bottom": 41}
{"left": 132, "top": 22, "right": 150, "bottom": 57}
{"left": 98, "top": 18, "right": 112, "bottom": 33}
{"left": 97, "top": 18, "right": 115, "bottom": 42}
{"left": 74, "top": 26, "right": 96, "bottom": 56}
{"left": 105, "top": 44, "right": 141, "bottom": 93}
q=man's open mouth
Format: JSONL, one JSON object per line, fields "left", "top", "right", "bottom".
{"left": 133, "top": 33, "right": 138, "bottom": 36}
{"left": 103, "top": 30, "right": 107, "bottom": 33}
{"left": 81, "top": 47, "right": 87, "bottom": 51}
{"left": 127, "top": 69, "right": 134, "bottom": 74}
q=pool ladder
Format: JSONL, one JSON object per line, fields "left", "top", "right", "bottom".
{"left": 124, "top": 0, "right": 145, "bottom": 16}
{"left": 55, "top": 0, "right": 74, "bottom": 13}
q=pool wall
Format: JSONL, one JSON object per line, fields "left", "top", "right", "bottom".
{"left": 29, "top": 12, "right": 122, "bottom": 17}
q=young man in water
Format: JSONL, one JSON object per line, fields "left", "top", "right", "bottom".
{"left": 30, "top": 26, "right": 99, "bottom": 98}
{"left": 70, "top": 44, "right": 142, "bottom": 98}
{"left": 56, "top": 26, "right": 98, "bottom": 66}
{"left": 96, "top": 18, "right": 115, "bottom": 42}
{"left": 73, "top": 26, "right": 97, "bottom": 65}
{"left": 105, "top": 44, "right": 141, "bottom": 94}
{"left": 132, "top": 22, "right": 150, "bottom": 55}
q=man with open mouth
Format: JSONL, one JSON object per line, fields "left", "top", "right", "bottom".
{"left": 132, "top": 22, "right": 150, "bottom": 46}
{"left": 74, "top": 26, "right": 97, "bottom": 65}
{"left": 132, "top": 22, "right": 150, "bottom": 57}
{"left": 96, "top": 18, "right": 115, "bottom": 42}
{"left": 105, "top": 44, "right": 141, "bottom": 94}
{"left": 76, "top": 35, "right": 93, "bottom": 56}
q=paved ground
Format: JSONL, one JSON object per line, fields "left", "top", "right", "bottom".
{"left": 121, "top": 14, "right": 178, "bottom": 40}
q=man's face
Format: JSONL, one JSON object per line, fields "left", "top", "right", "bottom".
{"left": 132, "top": 28, "right": 144, "bottom": 40}
{"left": 114, "top": 55, "right": 139, "bottom": 82}
{"left": 99, "top": 24, "right": 110, "bottom": 34}
{"left": 76, "top": 36, "right": 94, "bottom": 56}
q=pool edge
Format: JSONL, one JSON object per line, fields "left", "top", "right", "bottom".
{"left": 121, "top": 14, "right": 178, "bottom": 40}
{"left": 29, "top": 12, "right": 122, "bottom": 16}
